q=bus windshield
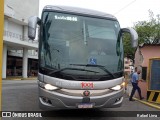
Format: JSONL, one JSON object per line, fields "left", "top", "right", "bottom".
{"left": 39, "top": 11, "right": 124, "bottom": 80}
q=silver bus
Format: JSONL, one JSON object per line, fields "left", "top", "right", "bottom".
{"left": 28, "top": 5, "right": 138, "bottom": 110}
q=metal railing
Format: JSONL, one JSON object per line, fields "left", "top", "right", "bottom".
{"left": 3, "top": 30, "right": 38, "bottom": 44}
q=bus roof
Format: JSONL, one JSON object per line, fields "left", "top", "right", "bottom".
{"left": 43, "top": 5, "right": 117, "bottom": 20}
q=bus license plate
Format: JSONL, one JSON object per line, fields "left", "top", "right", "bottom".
{"left": 77, "top": 103, "right": 94, "bottom": 108}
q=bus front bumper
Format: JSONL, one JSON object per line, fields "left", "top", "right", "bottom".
{"left": 38, "top": 87, "right": 124, "bottom": 110}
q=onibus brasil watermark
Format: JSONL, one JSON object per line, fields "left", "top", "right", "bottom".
{"left": 2, "top": 112, "right": 42, "bottom": 118}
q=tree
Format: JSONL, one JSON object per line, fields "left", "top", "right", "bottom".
{"left": 134, "top": 10, "right": 160, "bottom": 44}
{"left": 123, "top": 10, "right": 160, "bottom": 59}
{"left": 123, "top": 33, "right": 136, "bottom": 60}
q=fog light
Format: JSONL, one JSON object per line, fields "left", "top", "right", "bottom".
{"left": 42, "top": 97, "right": 52, "bottom": 104}
{"left": 115, "top": 98, "right": 121, "bottom": 103}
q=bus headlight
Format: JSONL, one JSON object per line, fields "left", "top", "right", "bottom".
{"left": 44, "top": 84, "right": 59, "bottom": 90}
{"left": 39, "top": 82, "right": 59, "bottom": 91}
{"left": 110, "top": 82, "right": 125, "bottom": 91}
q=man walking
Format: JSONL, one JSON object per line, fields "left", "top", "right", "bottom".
{"left": 129, "top": 67, "right": 144, "bottom": 101}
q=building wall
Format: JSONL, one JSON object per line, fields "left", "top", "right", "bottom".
{"left": 134, "top": 47, "right": 143, "bottom": 68}
{"left": 4, "top": 0, "right": 39, "bottom": 50}
{"left": 5, "top": 0, "right": 39, "bottom": 22}
{"left": 3, "top": 0, "right": 39, "bottom": 78}
{"left": 124, "top": 57, "right": 133, "bottom": 85}
{"left": 124, "top": 57, "right": 133, "bottom": 73}
{"left": 4, "top": 0, "right": 39, "bottom": 43}
{"left": 5, "top": 18, "right": 23, "bottom": 34}
{"left": 140, "top": 46, "right": 160, "bottom": 67}
{"left": 134, "top": 45, "right": 160, "bottom": 80}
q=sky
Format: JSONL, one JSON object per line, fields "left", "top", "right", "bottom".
{"left": 39, "top": 0, "right": 160, "bottom": 28}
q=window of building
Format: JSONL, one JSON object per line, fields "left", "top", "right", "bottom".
{"left": 142, "top": 67, "right": 147, "bottom": 81}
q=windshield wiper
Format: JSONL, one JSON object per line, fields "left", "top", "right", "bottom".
{"left": 48, "top": 67, "right": 99, "bottom": 75}
{"left": 70, "top": 64, "right": 115, "bottom": 79}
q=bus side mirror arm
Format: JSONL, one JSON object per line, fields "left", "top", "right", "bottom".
{"left": 28, "top": 16, "right": 41, "bottom": 40}
{"left": 121, "top": 28, "right": 138, "bottom": 48}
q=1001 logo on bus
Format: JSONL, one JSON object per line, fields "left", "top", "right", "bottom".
{"left": 81, "top": 82, "right": 94, "bottom": 89}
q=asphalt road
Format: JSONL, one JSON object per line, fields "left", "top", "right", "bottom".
{"left": 2, "top": 80, "right": 160, "bottom": 120}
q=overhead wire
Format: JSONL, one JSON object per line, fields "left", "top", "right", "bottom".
{"left": 114, "top": 0, "right": 136, "bottom": 15}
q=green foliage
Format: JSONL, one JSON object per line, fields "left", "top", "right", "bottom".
{"left": 123, "top": 33, "right": 136, "bottom": 60}
{"left": 134, "top": 10, "right": 160, "bottom": 44}
{"left": 123, "top": 10, "right": 160, "bottom": 59}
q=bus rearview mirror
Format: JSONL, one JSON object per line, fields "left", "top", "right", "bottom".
{"left": 121, "top": 28, "right": 138, "bottom": 48}
{"left": 28, "top": 16, "right": 41, "bottom": 40}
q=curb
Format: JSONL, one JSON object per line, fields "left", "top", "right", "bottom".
{"left": 21, "top": 78, "right": 37, "bottom": 80}
{"left": 133, "top": 97, "right": 160, "bottom": 110}
{"left": 126, "top": 85, "right": 160, "bottom": 110}
{"left": 2, "top": 77, "right": 37, "bottom": 80}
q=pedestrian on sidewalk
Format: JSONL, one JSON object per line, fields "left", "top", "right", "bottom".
{"left": 129, "top": 67, "right": 144, "bottom": 101}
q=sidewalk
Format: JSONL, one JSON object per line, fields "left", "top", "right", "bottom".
{"left": 126, "top": 84, "right": 160, "bottom": 110}
{"left": 2, "top": 76, "right": 37, "bottom": 80}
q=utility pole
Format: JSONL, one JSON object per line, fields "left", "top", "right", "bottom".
{"left": 0, "top": 0, "right": 4, "bottom": 111}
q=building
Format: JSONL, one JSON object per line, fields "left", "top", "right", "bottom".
{"left": 124, "top": 57, "right": 133, "bottom": 73}
{"left": 134, "top": 43, "right": 160, "bottom": 99}
{"left": 124, "top": 57, "right": 133, "bottom": 78}
{"left": 3, "top": 0, "right": 39, "bottom": 79}
{"left": 134, "top": 43, "right": 160, "bottom": 80}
